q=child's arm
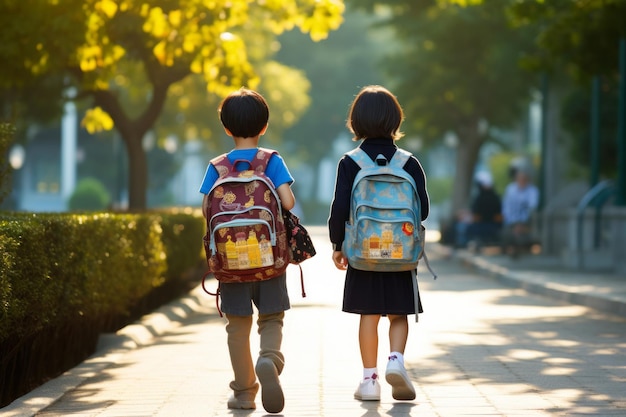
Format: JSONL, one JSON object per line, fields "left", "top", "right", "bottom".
{"left": 276, "top": 183, "right": 295, "bottom": 210}
{"left": 332, "top": 250, "right": 348, "bottom": 270}
{"left": 202, "top": 194, "right": 210, "bottom": 219}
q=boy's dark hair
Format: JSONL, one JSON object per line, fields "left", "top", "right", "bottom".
{"left": 218, "top": 88, "right": 269, "bottom": 138}
{"left": 347, "top": 85, "right": 404, "bottom": 141}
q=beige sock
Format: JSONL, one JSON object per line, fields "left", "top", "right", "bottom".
{"left": 257, "top": 312, "right": 285, "bottom": 374}
{"left": 226, "top": 314, "right": 259, "bottom": 399}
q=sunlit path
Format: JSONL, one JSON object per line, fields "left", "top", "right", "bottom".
{"left": 8, "top": 227, "right": 623, "bottom": 416}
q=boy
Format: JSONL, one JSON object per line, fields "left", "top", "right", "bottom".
{"left": 199, "top": 88, "right": 295, "bottom": 414}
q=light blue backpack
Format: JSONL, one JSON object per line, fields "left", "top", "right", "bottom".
{"left": 344, "top": 148, "right": 436, "bottom": 276}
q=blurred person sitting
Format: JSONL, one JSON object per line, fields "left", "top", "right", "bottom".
{"left": 501, "top": 168, "right": 539, "bottom": 258}
{"left": 466, "top": 171, "right": 502, "bottom": 250}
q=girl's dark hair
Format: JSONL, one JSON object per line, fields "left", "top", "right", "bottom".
{"left": 347, "top": 85, "right": 404, "bottom": 141}
{"left": 218, "top": 88, "right": 269, "bottom": 138}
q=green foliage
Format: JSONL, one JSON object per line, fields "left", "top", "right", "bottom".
{"left": 509, "top": 0, "right": 626, "bottom": 81}
{"left": 488, "top": 152, "right": 518, "bottom": 194}
{"left": 273, "top": 7, "right": 390, "bottom": 221}
{"left": 0, "top": 209, "right": 205, "bottom": 406}
{"left": 157, "top": 208, "right": 205, "bottom": 280}
{"left": 427, "top": 177, "right": 454, "bottom": 205}
{"left": 0, "top": 0, "right": 83, "bottom": 127}
{"left": 561, "top": 81, "right": 619, "bottom": 179}
{"left": 68, "top": 177, "right": 111, "bottom": 211}
{"left": 349, "top": 0, "right": 537, "bottom": 217}
{"left": 275, "top": 8, "right": 387, "bottom": 161}
{"left": 0, "top": 210, "right": 204, "bottom": 340}
{"left": 356, "top": 0, "right": 536, "bottom": 142}
{"left": 0, "top": 0, "right": 345, "bottom": 210}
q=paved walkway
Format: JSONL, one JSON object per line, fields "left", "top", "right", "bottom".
{"left": 449, "top": 244, "right": 626, "bottom": 318}
{"left": 3, "top": 227, "right": 625, "bottom": 416}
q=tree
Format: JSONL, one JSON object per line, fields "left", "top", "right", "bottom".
{"left": 561, "top": 80, "right": 620, "bottom": 180}
{"left": 0, "top": 124, "right": 15, "bottom": 205}
{"left": 276, "top": 8, "right": 387, "bottom": 161}
{"left": 508, "top": 0, "right": 626, "bottom": 81}
{"left": 508, "top": 1, "right": 626, "bottom": 181}
{"left": 273, "top": 7, "right": 389, "bottom": 220}
{"left": 351, "top": 0, "right": 536, "bottom": 218}
{"left": 0, "top": 0, "right": 344, "bottom": 210}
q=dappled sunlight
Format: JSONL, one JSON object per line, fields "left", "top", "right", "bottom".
{"left": 543, "top": 357, "right": 578, "bottom": 365}
{"left": 592, "top": 347, "right": 624, "bottom": 355}
{"left": 505, "top": 349, "right": 549, "bottom": 361}
{"left": 541, "top": 339, "right": 581, "bottom": 348}
{"left": 527, "top": 330, "right": 560, "bottom": 339}
{"left": 408, "top": 244, "right": 626, "bottom": 415}
{"left": 543, "top": 366, "right": 576, "bottom": 376}
{"left": 425, "top": 229, "right": 441, "bottom": 242}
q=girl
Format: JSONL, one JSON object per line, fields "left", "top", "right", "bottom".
{"left": 328, "top": 85, "right": 429, "bottom": 401}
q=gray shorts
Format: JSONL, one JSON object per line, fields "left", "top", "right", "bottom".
{"left": 219, "top": 274, "right": 290, "bottom": 316}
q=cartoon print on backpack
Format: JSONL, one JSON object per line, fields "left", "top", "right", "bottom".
{"left": 343, "top": 148, "right": 424, "bottom": 272}
{"left": 204, "top": 148, "right": 290, "bottom": 283}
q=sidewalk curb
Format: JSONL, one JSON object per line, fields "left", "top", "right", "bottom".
{"left": 454, "top": 250, "right": 626, "bottom": 318}
{"left": 1, "top": 284, "right": 216, "bottom": 417}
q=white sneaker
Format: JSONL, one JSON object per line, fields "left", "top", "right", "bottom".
{"left": 385, "top": 356, "right": 416, "bottom": 400}
{"left": 227, "top": 394, "right": 256, "bottom": 410}
{"left": 255, "top": 357, "right": 284, "bottom": 413}
{"left": 354, "top": 373, "right": 381, "bottom": 401}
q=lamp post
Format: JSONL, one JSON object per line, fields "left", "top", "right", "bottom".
{"left": 8, "top": 144, "right": 25, "bottom": 210}
{"left": 9, "top": 144, "right": 25, "bottom": 170}
{"left": 617, "top": 38, "right": 626, "bottom": 205}
{"left": 590, "top": 76, "right": 601, "bottom": 188}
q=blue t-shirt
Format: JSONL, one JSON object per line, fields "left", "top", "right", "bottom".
{"left": 199, "top": 148, "right": 294, "bottom": 194}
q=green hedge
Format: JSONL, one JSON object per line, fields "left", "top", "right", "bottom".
{"left": 0, "top": 209, "right": 206, "bottom": 406}
{"left": 0, "top": 209, "right": 206, "bottom": 339}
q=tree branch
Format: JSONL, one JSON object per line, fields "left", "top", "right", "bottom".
{"left": 135, "top": 61, "right": 191, "bottom": 135}
{"left": 91, "top": 89, "right": 133, "bottom": 139}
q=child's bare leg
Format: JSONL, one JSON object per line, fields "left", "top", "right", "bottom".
{"left": 388, "top": 314, "right": 408, "bottom": 353}
{"left": 354, "top": 314, "right": 382, "bottom": 401}
{"left": 225, "top": 314, "right": 258, "bottom": 408}
{"left": 359, "top": 314, "right": 381, "bottom": 368}
{"left": 386, "top": 314, "right": 415, "bottom": 400}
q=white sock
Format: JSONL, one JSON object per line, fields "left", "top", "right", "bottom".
{"left": 363, "top": 367, "right": 378, "bottom": 380}
{"left": 389, "top": 351, "right": 404, "bottom": 365}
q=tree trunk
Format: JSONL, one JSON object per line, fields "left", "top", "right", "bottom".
{"left": 125, "top": 134, "right": 147, "bottom": 211}
{"left": 92, "top": 74, "right": 181, "bottom": 211}
{"left": 450, "top": 127, "right": 484, "bottom": 220}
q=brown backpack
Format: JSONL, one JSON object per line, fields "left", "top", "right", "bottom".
{"left": 203, "top": 148, "right": 290, "bottom": 283}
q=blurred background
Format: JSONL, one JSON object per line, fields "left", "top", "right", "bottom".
{"left": 1, "top": 0, "right": 625, "bottom": 270}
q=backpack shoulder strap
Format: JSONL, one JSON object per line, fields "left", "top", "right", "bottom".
{"left": 388, "top": 149, "right": 418, "bottom": 189}
{"left": 346, "top": 147, "right": 375, "bottom": 169}
{"left": 209, "top": 148, "right": 278, "bottom": 179}
{"left": 348, "top": 147, "right": 413, "bottom": 169}
{"left": 390, "top": 148, "right": 412, "bottom": 168}
{"left": 209, "top": 153, "right": 231, "bottom": 168}
{"left": 253, "top": 148, "right": 277, "bottom": 173}
{"left": 209, "top": 153, "right": 235, "bottom": 179}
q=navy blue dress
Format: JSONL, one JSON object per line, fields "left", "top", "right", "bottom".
{"left": 328, "top": 138, "right": 429, "bottom": 315}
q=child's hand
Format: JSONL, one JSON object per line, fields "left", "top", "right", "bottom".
{"left": 332, "top": 251, "right": 348, "bottom": 270}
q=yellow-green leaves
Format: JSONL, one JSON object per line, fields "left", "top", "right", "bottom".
{"left": 437, "top": 0, "right": 483, "bottom": 6}
{"left": 96, "top": 0, "right": 118, "bottom": 18}
{"left": 82, "top": 107, "right": 114, "bottom": 133}
{"left": 23, "top": 0, "right": 344, "bottom": 134}
{"left": 78, "top": 0, "right": 344, "bottom": 90}
{"left": 300, "top": 0, "right": 344, "bottom": 41}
